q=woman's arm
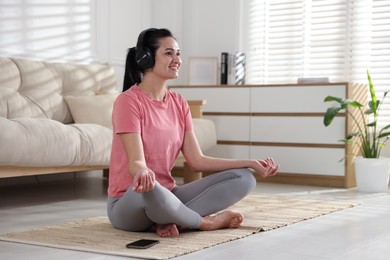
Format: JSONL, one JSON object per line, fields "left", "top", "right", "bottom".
{"left": 182, "top": 131, "right": 279, "bottom": 177}
{"left": 119, "top": 133, "right": 156, "bottom": 192}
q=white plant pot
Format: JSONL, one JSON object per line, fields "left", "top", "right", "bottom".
{"left": 354, "top": 157, "right": 390, "bottom": 193}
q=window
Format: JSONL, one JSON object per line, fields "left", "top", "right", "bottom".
{"left": 244, "top": 0, "right": 390, "bottom": 125}
{"left": 0, "top": 0, "right": 95, "bottom": 62}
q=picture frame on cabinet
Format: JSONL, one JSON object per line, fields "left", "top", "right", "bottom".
{"left": 188, "top": 56, "right": 218, "bottom": 85}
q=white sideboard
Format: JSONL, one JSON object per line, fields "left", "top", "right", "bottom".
{"left": 170, "top": 83, "right": 366, "bottom": 188}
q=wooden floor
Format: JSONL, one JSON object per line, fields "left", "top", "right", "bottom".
{"left": 0, "top": 171, "right": 390, "bottom": 260}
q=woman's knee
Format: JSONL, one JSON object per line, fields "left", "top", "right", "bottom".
{"left": 107, "top": 195, "right": 153, "bottom": 232}
{"left": 234, "top": 168, "right": 257, "bottom": 192}
{"left": 207, "top": 168, "right": 256, "bottom": 192}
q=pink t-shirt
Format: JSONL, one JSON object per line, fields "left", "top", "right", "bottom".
{"left": 108, "top": 85, "right": 193, "bottom": 197}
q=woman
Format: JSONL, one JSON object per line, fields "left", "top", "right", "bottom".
{"left": 107, "top": 28, "right": 279, "bottom": 237}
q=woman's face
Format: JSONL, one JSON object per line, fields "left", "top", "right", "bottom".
{"left": 151, "top": 37, "right": 182, "bottom": 80}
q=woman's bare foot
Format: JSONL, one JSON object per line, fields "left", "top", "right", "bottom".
{"left": 200, "top": 210, "right": 243, "bottom": 231}
{"left": 155, "top": 223, "right": 180, "bottom": 237}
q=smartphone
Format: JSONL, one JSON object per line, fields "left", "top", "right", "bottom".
{"left": 126, "top": 239, "right": 160, "bottom": 249}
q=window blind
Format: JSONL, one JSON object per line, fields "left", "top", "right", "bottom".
{"left": 246, "top": 0, "right": 390, "bottom": 126}
{"left": 367, "top": 0, "right": 390, "bottom": 126}
{"left": 0, "top": 0, "right": 96, "bottom": 62}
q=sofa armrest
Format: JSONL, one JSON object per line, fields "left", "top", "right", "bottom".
{"left": 175, "top": 100, "right": 216, "bottom": 183}
{"left": 187, "top": 100, "right": 206, "bottom": 118}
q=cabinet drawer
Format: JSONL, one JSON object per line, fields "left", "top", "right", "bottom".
{"left": 171, "top": 87, "right": 251, "bottom": 113}
{"left": 206, "top": 144, "right": 250, "bottom": 159}
{"left": 205, "top": 115, "right": 250, "bottom": 141}
{"left": 250, "top": 116, "right": 345, "bottom": 144}
{"left": 250, "top": 146, "right": 345, "bottom": 176}
{"left": 251, "top": 85, "right": 346, "bottom": 113}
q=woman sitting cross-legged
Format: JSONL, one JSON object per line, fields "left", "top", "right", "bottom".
{"left": 107, "top": 28, "right": 279, "bottom": 237}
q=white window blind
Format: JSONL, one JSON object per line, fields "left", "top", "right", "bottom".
{"left": 0, "top": 0, "right": 96, "bottom": 62}
{"left": 366, "top": 0, "right": 390, "bottom": 126}
{"left": 246, "top": 0, "right": 390, "bottom": 126}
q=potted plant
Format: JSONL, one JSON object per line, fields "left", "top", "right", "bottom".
{"left": 323, "top": 71, "right": 390, "bottom": 192}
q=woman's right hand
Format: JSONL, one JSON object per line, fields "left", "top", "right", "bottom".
{"left": 132, "top": 168, "right": 156, "bottom": 193}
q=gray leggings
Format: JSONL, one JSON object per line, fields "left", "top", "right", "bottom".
{"left": 107, "top": 168, "right": 256, "bottom": 232}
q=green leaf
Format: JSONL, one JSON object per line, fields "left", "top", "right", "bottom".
{"left": 346, "top": 132, "right": 361, "bottom": 139}
{"left": 380, "top": 124, "right": 390, "bottom": 131}
{"left": 366, "top": 100, "right": 381, "bottom": 115}
{"left": 365, "top": 108, "right": 374, "bottom": 115}
{"left": 345, "top": 100, "right": 363, "bottom": 108}
{"left": 367, "top": 70, "right": 378, "bottom": 116}
{"left": 324, "top": 96, "right": 343, "bottom": 103}
{"left": 378, "top": 132, "right": 390, "bottom": 139}
{"left": 339, "top": 139, "right": 354, "bottom": 144}
{"left": 324, "top": 107, "right": 341, "bottom": 126}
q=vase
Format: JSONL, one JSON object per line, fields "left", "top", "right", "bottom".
{"left": 354, "top": 157, "right": 390, "bottom": 192}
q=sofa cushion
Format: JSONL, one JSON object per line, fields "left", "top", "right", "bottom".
{"left": 0, "top": 57, "right": 119, "bottom": 124}
{"left": 0, "top": 58, "right": 64, "bottom": 120}
{"left": 64, "top": 93, "right": 119, "bottom": 128}
{"left": 0, "top": 117, "right": 112, "bottom": 167}
{"left": 49, "top": 62, "right": 118, "bottom": 96}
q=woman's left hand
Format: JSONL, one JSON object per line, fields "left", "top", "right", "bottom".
{"left": 252, "top": 157, "right": 279, "bottom": 178}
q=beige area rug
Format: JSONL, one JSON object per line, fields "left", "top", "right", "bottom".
{"left": 0, "top": 194, "right": 358, "bottom": 259}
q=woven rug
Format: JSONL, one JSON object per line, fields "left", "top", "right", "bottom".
{"left": 0, "top": 194, "right": 358, "bottom": 259}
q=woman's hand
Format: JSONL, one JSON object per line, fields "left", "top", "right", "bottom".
{"left": 132, "top": 168, "right": 156, "bottom": 193}
{"left": 252, "top": 157, "right": 279, "bottom": 178}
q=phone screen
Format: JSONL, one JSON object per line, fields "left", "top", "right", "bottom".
{"left": 126, "top": 239, "right": 160, "bottom": 249}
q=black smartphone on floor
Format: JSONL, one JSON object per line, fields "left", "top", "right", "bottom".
{"left": 126, "top": 239, "right": 160, "bottom": 249}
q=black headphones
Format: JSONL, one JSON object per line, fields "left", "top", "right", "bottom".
{"left": 135, "top": 28, "right": 157, "bottom": 70}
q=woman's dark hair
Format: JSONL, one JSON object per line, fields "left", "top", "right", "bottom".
{"left": 123, "top": 28, "right": 174, "bottom": 92}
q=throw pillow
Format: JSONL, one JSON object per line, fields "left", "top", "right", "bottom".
{"left": 64, "top": 93, "right": 119, "bottom": 128}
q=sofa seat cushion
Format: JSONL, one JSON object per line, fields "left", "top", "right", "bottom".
{"left": 0, "top": 117, "right": 112, "bottom": 167}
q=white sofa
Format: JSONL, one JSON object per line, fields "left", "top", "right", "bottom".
{"left": 0, "top": 57, "right": 216, "bottom": 181}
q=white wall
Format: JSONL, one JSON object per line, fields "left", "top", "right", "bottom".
{"left": 0, "top": 0, "right": 243, "bottom": 89}
{"left": 108, "top": 0, "right": 242, "bottom": 86}
{"left": 173, "top": 0, "right": 242, "bottom": 85}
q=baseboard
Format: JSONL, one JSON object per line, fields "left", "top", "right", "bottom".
{"left": 172, "top": 167, "right": 351, "bottom": 188}
{"left": 255, "top": 172, "right": 350, "bottom": 188}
